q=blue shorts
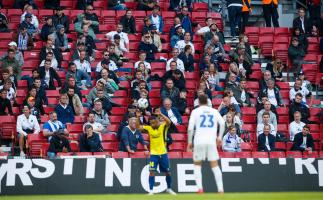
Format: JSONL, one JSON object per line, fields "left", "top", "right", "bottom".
{"left": 149, "top": 154, "right": 170, "bottom": 173}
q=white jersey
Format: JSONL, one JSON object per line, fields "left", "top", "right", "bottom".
{"left": 188, "top": 105, "right": 225, "bottom": 146}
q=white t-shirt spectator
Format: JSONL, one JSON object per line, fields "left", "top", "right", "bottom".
{"left": 289, "top": 87, "right": 309, "bottom": 103}
{"left": 96, "top": 60, "right": 118, "bottom": 72}
{"left": 20, "top": 12, "right": 39, "bottom": 29}
{"left": 106, "top": 31, "right": 129, "bottom": 45}
{"left": 74, "top": 59, "right": 91, "bottom": 73}
{"left": 0, "top": 86, "right": 15, "bottom": 100}
{"left": 175, "top": 40, "right": 195, "bottom": 54}
{"left": 289, "top": 121, "right": 305, "bottom": 141}
{"left": 134, "top": 61, "right": 151, "bottom": 70}
{"left": 257, "top": 123, "right": 276, "bottom": 137}
{"left": 39, "top": 59, "right": 58, "bottom": 70}
{"left": 166, "top": 58, "right": 185, "bottom": 72}
{"left": 196, "top": 26, "right": 210, "bottom": 35}
{"left": 16, "top": 114, "right": 40, "bottom": 136}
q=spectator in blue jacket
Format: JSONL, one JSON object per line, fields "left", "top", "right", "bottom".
{"left": 66, "top": 62, "right": 92, "bottom": 90}
{"left": 55, "top": 93, "right": 75, "bottom": 124}
{"left": 79, "top": 124, "right": 103, "bottom": 152}
{"left": 160, "top": 98, "right": 182, "bottom": 126}
{"left": 119, "top": 117, "right": 148, "bottom": 153}
{"left": 176, "top": 6, "right": 192, "bottom": 35}
{"left": 149, "top": 5, "right": 164, "bottom": 33}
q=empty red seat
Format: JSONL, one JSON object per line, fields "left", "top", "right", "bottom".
{"left": 258, "top": 36, "right": 274, "bottom": 57}
{"left": 193, "top": 3, "right": 208, "bottom": 11}
{"left": 112, "top": 152, "right": 129, "bottom": 158}
{"left": 110, "top": 116, "right": 123, "bottom": 124}
{"left": 102, "top": 142, "right": 118, "bottom": 152}
{"left": 219, "top": 152, "right": 235, "bottom": 158}
{"left": 168, "top": 152, "right": 182, "bottom": 158}
{"left": 46, "top": 90, "right": 60, "bottom": 97}
{"left": 269, "top": 151, "right": 286, "bottom": 158}
{"left": 235, "top": 151, "right": 252, "bottom": 158}
{"left": 286, "top": 151, "right": 302, "bottom": 158}
{"left": 27, "top": 134, "right": 47, "bottom": 156}
{"left": 182, "top": 152, "right": 193, "bottom": 158}
{"left": 101, "top": 134, "right": 117, "bottom": 142}
{"left": 169, "top": 142, "right": 185, "bottom": 152}
{"left": 245, "top": 27, "right": 259, "bottom": 46}
{"left": 274, "top": 27, "right": 290, "bottom": 37}
{"left": 130, "top": 152, "right": 148, "bottom": 158}
{"left": 252, "top": 151, "right": 269, "bottom": 158}
{"left": 172, "top": 134, "right": 187, "bottom": 142}
{"left": 275, "top": 142, "right": 287, "bottom": 151}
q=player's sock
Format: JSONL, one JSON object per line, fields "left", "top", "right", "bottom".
{"left": 212, "top": 166, "right": 224, "bottom": 192}
{"left": 194, "top": 165, "right": 203, "bottom": 190}
{"left": 166, "top": 175, "right": 172, "bottom": 189}
{"left": 149, "top": 176, "right": 155, "bottom": 191}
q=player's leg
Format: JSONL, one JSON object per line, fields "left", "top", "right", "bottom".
{"left": 160, "top": 154, "right": 176, "bottom": 195}
{"left": 208, "top": 145, "right": 224, "bottom": 193}
{"left": 193, "top": 145, "right": 206, "bottom": 193}
{"left": 148, "top": 155, "right": 158, "bottom": 195}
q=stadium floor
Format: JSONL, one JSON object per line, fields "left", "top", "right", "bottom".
{"left": 1, "top": 192, "right": 323, "bottom": 200}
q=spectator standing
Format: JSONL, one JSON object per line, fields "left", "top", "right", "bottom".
{"left": 227, "top": 0, "right": 243, "bottom": 40}
{"left": 262, "top": 0, "right": 279, "bottom": 27}
{"left": 149, "top": 5, "right": 163, "bottom": 33}
{"left": 293, "top": 8, "right": 309, "bottom": 34}
{"left": 241, "top": 0, "right": 251, "bottom": 33}
{"left": 176, "top": 6, "right": 192, "bottom": 35}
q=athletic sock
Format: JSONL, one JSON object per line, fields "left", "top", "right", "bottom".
{"left": 149, "top": 176, "right": 155, "bottom": 191}
{"left": 194, "top": 165, "right": 203, "bottom": 190}
{"left": 166, "top": 175, "right": 172, "bottom": 189}
{"left": 212, "top": 166, "right": 224, "bottom": 192}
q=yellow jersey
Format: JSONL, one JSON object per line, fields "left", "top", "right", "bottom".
{"left": 143, "top": 123, "right": 168, "bottom": 155}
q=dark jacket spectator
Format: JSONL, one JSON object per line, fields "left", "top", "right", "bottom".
{"left": 55, "top": 98, "right": 75, "bottom": 125}
{"left": 79, "top": 132, "right": 103, "bottom": 152}
{"left": 138, "top": 38, "right": 158, "bottom": 61}
{"left": 40, "top": 41, "right": 63, "bottom": 67}
{"left": 0, "top": 89, "right": 12, "bottom": 115}
{"left": 52, "top": 7, "right": 70, "bottom": 33}
{"left": 291, "top": 131, "right": 314, "bottom": 151}
{"left": 0, "top": 11, "right": 9, "bottom": 32}
{"left": 76, "top": 0, "right": 95, "bottom": 10}
{"left": 160, "top": 106, "right": 182, "bottom": 125}
{"left": 178, "top": 50, "right": 194, "bottom": 72}
{"left": 160, "top": 79, "right": 180, "bottom": 107}
{"left": 120, "top": 12, "right": 137, "bottom": 34}
{"left": 258, "top": 132, "right": 276, "bottom": 152}
{"left": 40, "top": 18, "right": 56, "bottom": 41}
{"left": 48, "top": 134, "right": 71, "bottom": 153}
{"left": 38, "top": 66, "right": 62, "bottom": 90}
{"left": 119, "top": 126, "right": 146, "bottom": 152}
{"left": 289, "top": 99, "right": 310, "bottom": 123}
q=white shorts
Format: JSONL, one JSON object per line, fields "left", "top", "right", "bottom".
{"left": 193, "top": 144, "right": 219, "bottom": 162}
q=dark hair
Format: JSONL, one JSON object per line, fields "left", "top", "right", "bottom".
{"left": 198, "top": 94, "right": 208, "bottom": 105}
{"left": 205, "top": 17, "right": 212, "bottom": 22}
{"left": 303, "top": 125, "right": 310, "bottom": 130}
{"left": 8, "top": 49, "right": 15, "bottom": 53}
{"left": 262, "top": 112, "right": 270, "bottom": 117}
{"left": 84, "top": 124, "right": 93, "bottom": 131}
{"left": 0, "top": 89, "right": 6, "bottom": 93}
{"left": 1, "top": 69, "right": 9, "bottom": 74}
{"left": 46, "top": 51, "right": 54, "bottom": 56}
{"left": 148, "top": 115, "right": 158, "bottom": 122}
{"left": 45, "top": 59, "right": 51, "bottom": 64}
{"left": 68, "top": 62, "right": 76, "bottom": 68}
{"left": 184, "top": 45, "right": 191, "bottom": 52}
{"left": 295, "top": 93, "right": 303, "bottom": 98}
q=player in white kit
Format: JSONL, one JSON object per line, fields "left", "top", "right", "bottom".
{"left": 187, "top": 94, "right": 225, "bottom": 194}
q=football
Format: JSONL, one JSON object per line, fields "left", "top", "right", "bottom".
{"left": 137, "top": 98, "right": 149, "bottom": 109}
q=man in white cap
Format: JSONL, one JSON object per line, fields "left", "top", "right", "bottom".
{"left": 0, "top": 42, "right": 24, "bottom": 67}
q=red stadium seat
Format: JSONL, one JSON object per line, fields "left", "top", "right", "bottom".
{"left": 235, "top": 151, "right": 252, "bottom": 158}
{"left": 245, "top": 27, "right": 259, "bottom": 46}
{"left": 112, "top": 152, "right": 129, "bottom": 158}
{"left": 252, "top": 152, "right": 269, "bottom": 158}
{"left": 102, "top": 142, "right": 118, "bottom": 152}
{"left": 101, "top": 134, "right": 117, "bottom": 142}
{"left": 269, "top": 151, "right": 286, "bottom": 158}
{"left": 27, "top": 134, "right": 47, "bottom": 156}
{"left": 130, "top": 152, "right": 148, "bottom": 158}
{"left": 169, "top": 142, "right": 185, "bottom": 152}
{"left": 168, "top": 152, "right": 183, "bottom": 158}
{"left": 182, "top": 152, "right": 193, "bottom": 158}
{"left": 303, "top": 151, "right": 319, "bottom": 158}
{"left": 240, "top": 142, "right": 252, "bottom": 151}
{"left": 275, "top": 142, "right": 287, "bottom": 151}
{"left": 110, "top": 116, "right": 123, "bottom": 124}
{"left": 193, "top": 3, "right": 209, "bottom": 11}
{"left": 219, "top": 152, "right": 235, "bottom": 158}
{"left": 172, "top": 134, "right": 187, "bottom": 142}
{"left": 286, "top": 151, "right": 302, "bottom": 158}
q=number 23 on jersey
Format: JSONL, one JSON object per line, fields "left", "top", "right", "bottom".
{"left": 199, "top": 114, "right": 214, "bottom": 128}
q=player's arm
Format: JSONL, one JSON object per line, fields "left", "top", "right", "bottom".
{"left": 216, "top": 110, "right": 225, "bottom": 143}
{"left": 136, "top": 111, "right": 144, "bottom": 132}
{"left": 187, "top": 110, "right": 196, "bottom": 152}
{"left": 155, "top": 108, "right": 171, "bottom": 127}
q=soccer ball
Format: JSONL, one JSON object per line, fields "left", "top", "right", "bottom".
{"left": 137, "top": 98, "right": 149, "bottom": 109}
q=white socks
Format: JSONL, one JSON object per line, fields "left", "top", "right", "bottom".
{"left": 194, "top": 165, "right": 203, "bottom": 190}
{"left": 212, "top": 166, "right": 224, "bottom": 192}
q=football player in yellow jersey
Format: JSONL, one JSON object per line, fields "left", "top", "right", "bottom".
{"left": 137, "top": 108, "right": 177, "bottom": 195}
